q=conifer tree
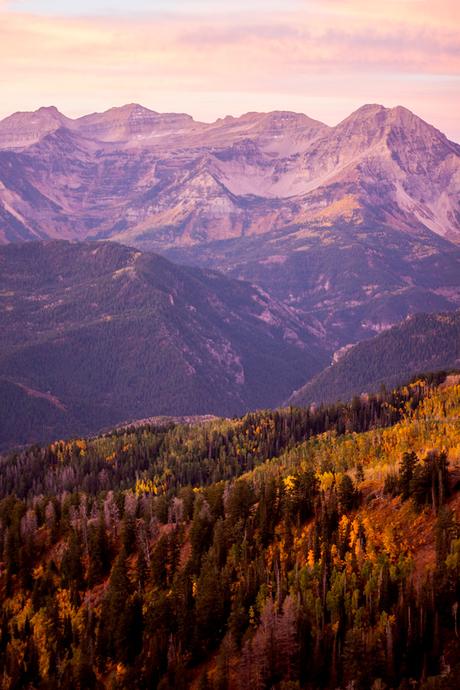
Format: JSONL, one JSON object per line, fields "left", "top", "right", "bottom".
{"left": 338, "top": 474, "right": 357, "bottom": 514}
{"left": 399, "top": 451, "right": 418, "bottom": 500}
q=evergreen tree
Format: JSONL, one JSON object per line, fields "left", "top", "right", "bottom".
{"left": 338, "top": 474, "right": 358, "bottom": 514}
{"left": 61, "top": 529, "right": 84, "bottom": 592}
{"left": 88, "top": 515, "right": 111, "bottom": 586}
{"left": 399, "top": 451, "right": 418, "bottom": 500}
{"left": 411, "top": 451, "right": 449, "bottom": 513}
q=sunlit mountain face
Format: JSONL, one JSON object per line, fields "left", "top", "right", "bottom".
{"left": 1, "top": 102, "right": 460, "bottom": 347}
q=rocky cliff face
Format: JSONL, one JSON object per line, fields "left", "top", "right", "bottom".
{"left": 1, "top": 102, "right": 458, "bottom": 244}
{"left": 1, "top": 102, "right": 460, "bottom": 345}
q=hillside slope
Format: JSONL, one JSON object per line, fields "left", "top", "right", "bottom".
{"left": 289, "top": 311, "right": 460, "bottom": 406}
{"left": 0, "top": 240, "right": 326, "bottom": 448}
{"left": 1, "top": 379, "right": 459, "bottom": 689}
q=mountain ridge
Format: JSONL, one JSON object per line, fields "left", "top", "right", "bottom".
{"left": 1, "top": 102, "right": 460, "bottom": 345}
{"left": 289, "top": 310, "right": 460, "bottom": 407}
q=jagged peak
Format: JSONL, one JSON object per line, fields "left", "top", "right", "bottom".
{"left": 116, "top": 102, "right": 155, "bottom": 112}
{"left": 36, "top": 105, "right": 63, "bottom": 116}
{"left": 337, "top": 103, "right": 386, "bottom": 126}
{"left": 73, "top": 104, "right": 196, "bottom": 137}
{"left": 385, "top": 104, "right": 444, "bottom": 135}
{"left": 338, "top": 103, "right": 436, "bottom": 131}
{"left": 101, "top": 103, "right": 158, "bottom": 117}
{"left": 330, "top": 102, "right": 455, "bottom": 152}
{"left": 76, "top": 103, "right": 157, "bottom": 122}
{"left": 0, "top": 105, "right": 68, "bottom": 127}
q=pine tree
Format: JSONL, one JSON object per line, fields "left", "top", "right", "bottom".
{"left": 87, "top": 515, "right": 111, "bottom": 586}
{"left": 399, "top": 451, "right": 418, "bottom": 500}
{"left": 194, "top": 554, "right": 226, "bottom": 652}
{"left": 61, "top": 529, "right": 84, "bottom": 592}
{"left": 121, "top": 513, "right": 137, "bottom": 554}
{"left": 411, "top": 451, "right": 449, "bottom": 514}
{"left": 338, "top": 474, "right": 357, "bottom": 514}
{"left": 118, "top": 593, "right": 143, "bottom": 663}
{"left": 98, "top": 549, "right": 133, "bottom": 662}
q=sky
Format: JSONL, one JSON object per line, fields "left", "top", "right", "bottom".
{"left": 1, "top": 0, "right": 459, "bottom": 140}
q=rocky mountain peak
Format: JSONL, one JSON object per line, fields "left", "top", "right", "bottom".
{"left": 338, "top": 103, "right": 444, "bottom": 143}
{"left": 0, "top": 101, "right": 459, "bottom": 251}
{"left": 73, "top": 104, "right": 196, "bottom": 142}
{"left": 36, "top": 105, "right": 64, "bottom": 117}
{"left": 0, "top": 105, "right": 70, "bottom": 148}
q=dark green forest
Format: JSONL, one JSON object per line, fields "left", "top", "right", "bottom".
{"left": 290, "top": 312, "right": 460, "bottom": 408}
{"left": 0, "top": 240, "right": 326, "bottom": 450}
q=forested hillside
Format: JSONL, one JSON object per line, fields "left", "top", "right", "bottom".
{"left": 1, "top": 375, "right": 460, "bottom": 689}
{"left": 290, "top": 311, "right": 460, "bottom": 407}
{"left": 0, "top": 240, "right": 326, "bottom": 450}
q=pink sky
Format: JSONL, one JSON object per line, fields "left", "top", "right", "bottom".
{"left": 1, "top": 0, "right": 459, "bottom": 140}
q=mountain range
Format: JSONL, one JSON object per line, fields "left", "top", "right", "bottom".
{"left": 3, "top": 92, "right": 460, "bottom": 690}
{"left": 1, "top": 103, "right": 460, "bottom": 346}
{"left": 0, "top": 240, "right": 326, "bottom": 449}
{"left": 289, "top": 310, "right": 460, "bottom": 407}
{"left": 1, "top": 102, "right": 460, "bottom": 449}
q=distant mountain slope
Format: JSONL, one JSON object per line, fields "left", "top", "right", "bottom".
{"left": 289, "top": 311, "right": 460, "bottom": 406}
{"left": 168, "top": 218, "right": 460, "bottom": 347}
{"left": 1, "top": 103, "right": 459, "bottom": 247}
{"left": 0, "top": 241, "right": 327, "bottom": 449}
{"left": 1, "top": 103, "right": 460, "bottom": 345}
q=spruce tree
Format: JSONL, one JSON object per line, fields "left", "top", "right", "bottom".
{"left": 399, "top": 451, "right": 418, "bottom": 500}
